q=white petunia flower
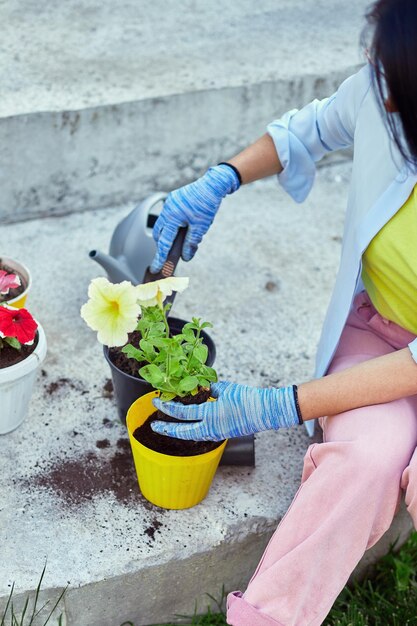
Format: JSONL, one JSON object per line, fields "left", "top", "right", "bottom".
{"left": 80, "top": 277, "right": 141, "bottom": 347}
{"left": 135, "top": 277, "right": 189, "bottom": 308}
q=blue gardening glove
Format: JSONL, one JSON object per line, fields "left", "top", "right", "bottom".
{"left": 150, "top": 164, "right": 240, "bottom": 273}
{"left": 151, "top": 381, "right": 302, "bottom": 442}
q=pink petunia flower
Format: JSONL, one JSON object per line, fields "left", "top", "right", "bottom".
{"left": 0, "top": 306, "right": 38, "bottom": 344}
{"left": 0, "top": 270, "right": 21, "bottom": 295}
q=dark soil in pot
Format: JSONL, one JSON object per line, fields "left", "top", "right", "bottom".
{"left": 133, "top": 387, "right": 224, "bottom": 456}
{"left": 0, "top": 332, "right": 39, "bottom": 369}
{"left": 0, "top": 259, "right": 27, "bottom": 304}
{"left": 109, "top": 330, "right": 145, "bottom": 376}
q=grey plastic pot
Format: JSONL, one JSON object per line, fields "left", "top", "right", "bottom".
{"left": 104, "top": 316, "right": 216, "bottom": 425}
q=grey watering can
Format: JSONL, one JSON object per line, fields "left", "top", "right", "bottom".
{"left": 89, "top": 192, "right": 168, "bottom": 285}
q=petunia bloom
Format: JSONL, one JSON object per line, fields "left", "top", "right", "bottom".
{"left": 0, "top": 270, "right": 21, "bottom": 295}
{"left": 0, "top": 305, "right": 38, "bottom": 344}
{"left": 80, "top": 277, "right": 141, "bottom": 347}
{"left": 135, "top": 276, "right": 189, "bottom": 308}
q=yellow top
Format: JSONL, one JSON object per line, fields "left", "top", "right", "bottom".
{"left": 362, "top": 185, "right": 417, "bottom": 334}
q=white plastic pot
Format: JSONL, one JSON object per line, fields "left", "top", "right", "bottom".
{"left": 0, "top": 323, "right": 47, "bottom": 434}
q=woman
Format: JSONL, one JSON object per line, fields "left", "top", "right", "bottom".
{"left": 150, "top": 0, "right": 417, "bottom": 624}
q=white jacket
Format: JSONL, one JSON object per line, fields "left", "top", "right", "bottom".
{"left": 267, "top": 64, "right": 417, "bottom": 435}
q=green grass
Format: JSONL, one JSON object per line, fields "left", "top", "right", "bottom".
{"left": 1, "top": 565, "right": 66, "bottom": 626}
{"left": 150, "top": 532, "right": 417, "bottom": 625}
{"left": 325, "top": 532, "right": 417, "bottom": 626}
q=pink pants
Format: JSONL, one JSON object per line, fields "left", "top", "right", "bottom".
{"left": 227, "top": 292, "right": 417, "bottom": 626}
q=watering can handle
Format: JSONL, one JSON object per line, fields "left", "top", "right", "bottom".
{"left": 141, "top": 192, "right": 169, "bottom": 228}
{"left": 163, "top": 227, "right": 187, "bottom": 312}
{"left": 142, "top": 227, "right": 187, "bottom": 314}
{"left": 162, "top": 226, "right": 187, "bottom": 276}
{"left": 143, "top": 227, "right": 187, "bottom": 282}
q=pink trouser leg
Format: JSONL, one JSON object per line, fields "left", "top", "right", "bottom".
{"left": 401, "top": 447, "right": 417, "bottom": 527}
{"left": 227, "top": 293, "right": 417, "bottom": 626}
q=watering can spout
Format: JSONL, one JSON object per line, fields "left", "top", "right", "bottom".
{"left": 88, "top": 192, "right": 168, "bottom": 285}
{"left": 89, "top": 249, "right": 137, "bottom": 284}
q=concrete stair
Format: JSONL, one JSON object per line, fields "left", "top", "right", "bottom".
{"left": 1, "top": 0, "right": 369, "bottom": 223}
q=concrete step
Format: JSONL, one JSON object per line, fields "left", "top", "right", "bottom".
{"left": 1, "top": 163, "right": 413, "bottom": 626}
{"left": 0, "top": 0, "right": 369, "bottom": 222}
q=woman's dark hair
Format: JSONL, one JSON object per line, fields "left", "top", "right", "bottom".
{"left": 363, "top": 0, "right": 417, "bottom": 165}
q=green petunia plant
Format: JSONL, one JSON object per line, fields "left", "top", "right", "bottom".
{"left": 123, "top": 306, "right": 217, "bottom": 401}
{"left": 81, "top": 276, "right": 217, "bottom": 401}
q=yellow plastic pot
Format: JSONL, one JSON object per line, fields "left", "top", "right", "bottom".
{"left": 126, "top": 391, "right": 227, "bottom": 509}
{"left": 1, "top": 256, "right": 31, "bottom": 309}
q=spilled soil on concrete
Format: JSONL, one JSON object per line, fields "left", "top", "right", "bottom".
{"left": 26, "top": 437, "right": 157, "bottom": 510}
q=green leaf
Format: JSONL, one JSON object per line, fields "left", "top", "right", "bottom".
{"left": 153, "top": 349, "right": 168, "bottom": 365}
{"left": 139, "top": 364, "right": 165, "bottom": 387}
{"left": 201, "top": 365, "right": 218, "bottom": 382}
{"left": 122, "top": 344, "right": 145, "bottom": 362}
{"left": 4, "top": 337, "right": 21, "bottom": 350}
{"left": 148, "top": 337, "right": 171, "bottom": 349}
{"left": 136, "top": 340, "right": 157, "bottom": 364}
{"left": 178, "top": 375, "right": 199, "bottom": 393}
{"left": 182, "top": 358, "right": 196, "bottom": 374}
{"left": 182, "top": 326, "right": 196, "bottom": 342}
{"left": 143, "top": 305, "right": 162, "bottom": 322}
{"left": 200, "top": 321, "right": 213, "bottom": 329}
{"left": 167, "top": 357, "right": 184, "bottom": 377}
{"left": 136, "top": 317, "right": 148, "bottom": 334}
{"left": 139, "top": 338, "right": 155, "bottom": 352}
{"left": 193, "top": 343, "right": 208, "bottom": 364}
{"left": 153, "top": 340, "right": 184, "bottom": 359}
{"left": 169, "top": 343, "right": 186, "bottom": 358}
{"left": 147, "top": 321, "right": 166, "bottom": 337}
{"left": 160, "top": 391, "right": 176, "bottom": 401}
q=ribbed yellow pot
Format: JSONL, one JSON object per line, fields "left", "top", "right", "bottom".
{"left": 126, "top": 391, "right": 227, "bottom": 509}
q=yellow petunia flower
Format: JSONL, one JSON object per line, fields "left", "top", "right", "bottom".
{"left": 135, "top": 276, "right": 189, "bottom": 309}
{"left": 80, "top": 277, "right": 141, "bottom": 347}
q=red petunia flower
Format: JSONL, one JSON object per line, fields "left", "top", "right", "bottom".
{"left": 0, "top": 270, "right": 21, "bottom": 295}
{"left": 0, "top": 306, "right": 38, "bottom": 344}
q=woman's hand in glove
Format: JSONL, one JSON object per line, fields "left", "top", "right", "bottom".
{"left": 151, "top": 381, "right": 303, "bottom": 442}
{"left": 150, "top": 164, "right": 240, "bottom": 273}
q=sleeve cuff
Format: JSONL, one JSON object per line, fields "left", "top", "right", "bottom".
{"left": 408, "top": 339, "right": 417, "bottom": 364}
{"left": 267, "top": 112, "right": 316, "bottom": 203}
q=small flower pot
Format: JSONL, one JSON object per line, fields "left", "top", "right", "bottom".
{"left": 0, "top": 256, "right": 32, "bottom": 309}
{"left": 127, "top": 391, "right": 227, "bottom": 509}
{"left": 104, "top": 316, "right": 216, "bottom": 424}
{"left": 0, "top": 323, "right": 47, "bottom": 434}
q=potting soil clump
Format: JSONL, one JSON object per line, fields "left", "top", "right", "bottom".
{"left": 134, "top": 387, "right": 224, "bottom": 456}
{"left": 0, "top": 333, "right": 38, "bottom": 368}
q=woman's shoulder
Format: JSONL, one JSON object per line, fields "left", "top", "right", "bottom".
{"left": 335, "top": 64, "right": 373, "bottom": 119}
